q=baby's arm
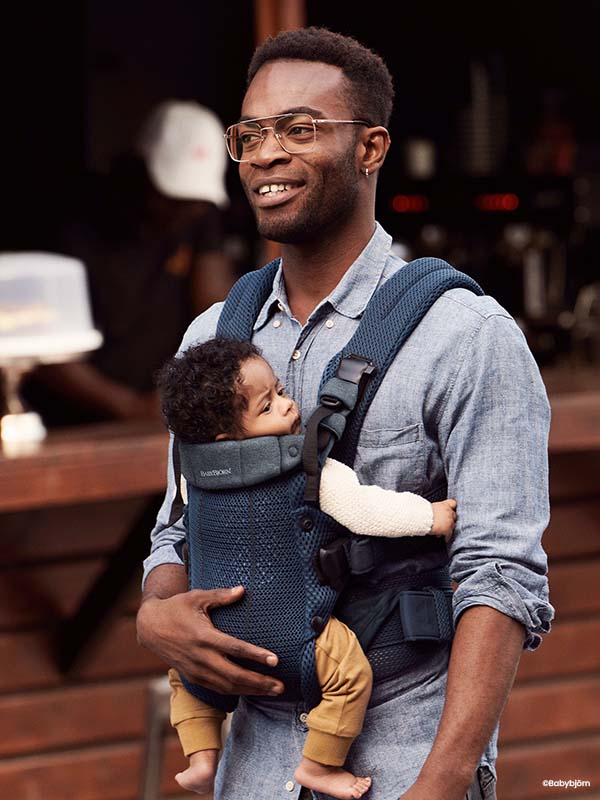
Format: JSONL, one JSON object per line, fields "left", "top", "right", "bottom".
{"left": 319, "top": 458, "right": 456, "bottom": 539}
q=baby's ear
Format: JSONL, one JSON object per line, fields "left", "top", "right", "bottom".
{"left": 215, "top": 433, "right": 229, "bottom": 441}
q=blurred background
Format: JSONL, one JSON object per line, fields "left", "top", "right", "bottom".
{"left": 0, "top": 2, "right": 599, "bottom": 799}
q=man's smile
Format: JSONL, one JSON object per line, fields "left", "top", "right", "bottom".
{"left": 257, "top": 182, "right": 294, "bottom": 195}
{"left": 251, "top": 177, "right": 305, "bottom": 207}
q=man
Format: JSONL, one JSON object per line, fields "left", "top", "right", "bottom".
{"left": 137, "top": 27, "right": 553, "bottom": 800}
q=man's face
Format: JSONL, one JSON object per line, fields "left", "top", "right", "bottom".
{"left": 238, "top": 60, "right": 362, "bottom": 244}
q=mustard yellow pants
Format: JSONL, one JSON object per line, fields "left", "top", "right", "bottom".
{"left": 169, "top": 616, "right": 373, "bottom": 767}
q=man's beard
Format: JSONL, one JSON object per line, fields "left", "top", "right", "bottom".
{"left": 253, "top": 156, "right": 359, "bottom": 245}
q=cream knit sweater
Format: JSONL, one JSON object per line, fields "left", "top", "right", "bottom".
{"left": 319, "top": 457, "right": 433, "bottom": 537}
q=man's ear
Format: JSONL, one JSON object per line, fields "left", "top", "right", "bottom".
{"left": 360, "top": 126, "right": 391, "bottom": 177}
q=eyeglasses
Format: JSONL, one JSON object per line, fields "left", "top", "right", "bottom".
{"left": 224, "top": 113, "right": 370, "bottom": 162}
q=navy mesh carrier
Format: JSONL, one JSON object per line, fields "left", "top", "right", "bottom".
{"left": 180, "top": 257, "right": 484, "bottom": 714}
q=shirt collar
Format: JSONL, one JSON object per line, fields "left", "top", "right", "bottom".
{"left": 253, "top": 263, "right": 287, "bottom": 330}
{"left": 253, "top": 222, "right": 393, "bottom": 330}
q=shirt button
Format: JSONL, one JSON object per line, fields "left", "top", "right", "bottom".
{"left": 299, "top": 712, "right": 308, "bottom": 723}
{"left": 325, "top": 319, "right": 335, "bottom": 328}
{"left": 285, "top": 780, "right": 295, "bottom": 792}
{"left": 292, "top": 349, "right": 301, "bottom": 361}
{"left": 273, "top": 319, "right": 281, "bottom": 328}
{"left": 277, "top": 302, "right": 284, "bottom": 311}
{"left": 301, "top": 516, "right": 313, "bottom": 531}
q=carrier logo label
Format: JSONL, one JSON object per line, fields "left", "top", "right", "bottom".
{"left": 199, "top": 468, "right": 232, "bottom": 477}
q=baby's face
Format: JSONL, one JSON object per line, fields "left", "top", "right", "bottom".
{"left": 238, "top": 356, "right": 301, "bottom": 438}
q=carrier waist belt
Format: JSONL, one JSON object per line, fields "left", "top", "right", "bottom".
{"left": 335, "top": 566, "right": 454, "bottom": 684}
{"left": 315, "top": 534, "right": 446, "bottom": 591}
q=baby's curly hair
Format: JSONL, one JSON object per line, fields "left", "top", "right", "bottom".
{"left": 156, "top": 338, "right": 261, "bottom": 443}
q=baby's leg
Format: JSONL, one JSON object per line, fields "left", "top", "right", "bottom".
{"left": 168, "top": 668, "right": 225, "bottom": 794}
{"left": 176, "top": 749, "right": 220, "bottom": 796}
{"left": 293, "top": 619, "right": 373, "bottom": 800}
{"left": 294, "top": 758, "right": 372, "bottom": 800}
{"left": 176, "top": 749, "right": 220, "bottom": 795}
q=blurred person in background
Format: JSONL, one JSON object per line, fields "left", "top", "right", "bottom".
{"left": 24, "top": 100, "right": 236, "bottom": 426}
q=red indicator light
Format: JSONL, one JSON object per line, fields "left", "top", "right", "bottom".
{"left": 502, "top": 193, "right": 519, "bottom": 211}
{"left": 391, "top": 194, "right": 429, "bottom": 213}
{"left": 475, "top": 193, "right": 519, "bottom": 212}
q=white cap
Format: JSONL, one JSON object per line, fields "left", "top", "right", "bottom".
{"left": 137, "top": 100, "right": 229, "bottom": 207}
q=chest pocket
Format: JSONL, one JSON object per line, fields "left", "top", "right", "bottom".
{"left": 354, "top": 422, "right": 426, "bottom": 493}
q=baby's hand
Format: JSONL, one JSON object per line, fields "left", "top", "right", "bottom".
{"left": 431, "top": 499, "right": 457, "bottom": 541}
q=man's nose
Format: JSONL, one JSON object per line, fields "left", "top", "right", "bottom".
{"left": 249, "top": 128, "right": 291, "bottom": 168}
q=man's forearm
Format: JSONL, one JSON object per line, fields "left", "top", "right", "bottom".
{"left": 141, "top": 563, "right": 188, "bottom": 602}
{"left": 418, "top": 605, "right": 525, "bottom": 796}
{"left": 137, "top": 563, "right": 188, "bottom": 650}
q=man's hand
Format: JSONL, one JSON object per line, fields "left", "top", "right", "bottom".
{"left": 397, "top": 773, "right": 469, "bottom": 800}
{"left": 137, "top": 581, "right": 285, "bottom": 696}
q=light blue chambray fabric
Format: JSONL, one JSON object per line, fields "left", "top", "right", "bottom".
{"left": 217, "top": 646, "right": 497, "bottom": 800}
{"left": 142, "top": 222, "right": 553, "bottom": 797}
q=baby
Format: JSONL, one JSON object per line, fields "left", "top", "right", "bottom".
{"left": 157, "top": 337, "right": 457, "bottom": 800}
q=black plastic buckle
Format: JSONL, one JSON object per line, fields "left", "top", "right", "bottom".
{"left": 314, "top": 537, "right": 351, "bottom": 592}
{"left": 336, "top": 355, "right": 376, "bottom": 401}
{"left": 337, "top": 354, "right": 376, "bottom": 383}
{"left": 347, "top": 536, "right": 377, "bottom": 575}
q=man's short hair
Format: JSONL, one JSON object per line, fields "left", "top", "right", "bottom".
{"left": 247, "top": 27, "right": 394, "bottom": 128}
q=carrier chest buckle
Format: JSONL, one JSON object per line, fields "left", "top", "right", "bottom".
{"left": 336, "top": 355, "right": 376, "bottom": 398}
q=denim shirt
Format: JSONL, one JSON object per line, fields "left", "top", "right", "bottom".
{"left": 143, "top": 222, "right": 554, "bottom": 651}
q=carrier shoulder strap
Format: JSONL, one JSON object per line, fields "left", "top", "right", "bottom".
{"left": 216, "top": 258, "right": 281, "bottom": 340}
{"left": 320, "top": 257, "right": 484, "bottom": 467}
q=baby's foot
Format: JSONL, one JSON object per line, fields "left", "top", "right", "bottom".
{"left": 175, "top": 748, "right": 219, "bottom": 795}
{"left": 294, "top": 756, "right": 372, "bottom": 800}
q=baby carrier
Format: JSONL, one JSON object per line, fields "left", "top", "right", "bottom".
{"left": 178, "top": 257, "right": 484, "bottom": 714}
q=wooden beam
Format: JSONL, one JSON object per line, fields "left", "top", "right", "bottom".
{"left": 254, "top": 0, "right": 306, "bottom": 45}
{"left": 0, "top": 421, "right": 168, "bottom": 513}
{"left": 548, "top": 390, "right": 600, "bottom": 452}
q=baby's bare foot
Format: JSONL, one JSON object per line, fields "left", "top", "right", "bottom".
{"left": 175, "top": 748, "right": 219, "bottom": 795}
{"left": 294, "top": 756, "right": 372, "bottom": 800}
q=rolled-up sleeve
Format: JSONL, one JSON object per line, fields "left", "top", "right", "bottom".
{"left": 438, "top": 312, "right": 554, "bottom": 650}
{"left": 142, "top": 430, "right": 187, "bottom": 588}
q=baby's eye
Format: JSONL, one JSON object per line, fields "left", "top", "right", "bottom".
{"left": 262, "top": 402, "right": 271, "bottom": 413}
{"left": 277, "top": 386, "right": 286, "bottom": 396}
